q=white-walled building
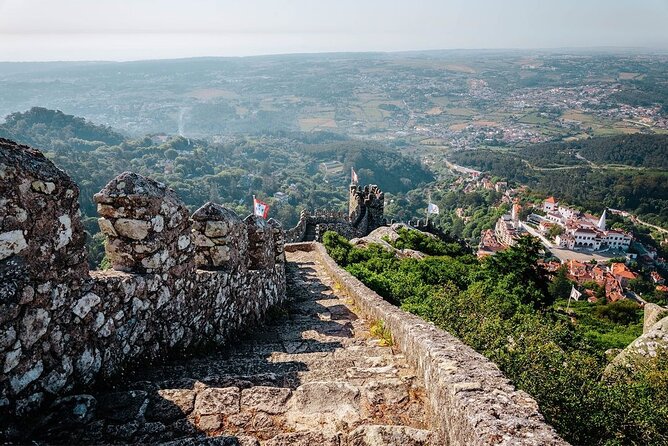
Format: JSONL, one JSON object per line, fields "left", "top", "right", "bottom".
{"left": 543, "top": 196, "right": 558, "bottom": 213}
{"left": 556, "top": 227, "right": 631, "bottom": 251}
{"left": 495, "top": 212, "right": 524, "bottom": 247}
{"left": 536, "top": 199, "right": 632, "bottom": 252}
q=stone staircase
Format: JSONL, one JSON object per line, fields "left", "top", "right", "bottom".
{"left": 27, "top": 250, "right": 434, "bottom": 445}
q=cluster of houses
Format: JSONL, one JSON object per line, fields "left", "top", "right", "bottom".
{"left": 449, "top": 170, "right": 510, "bottom": 195}
{"left": 541, "top": 258, "right": 667, "bottom": 303}
{"left": 550, "top": 260, "right": 636, "bottom": 302}
{"left": 535, "top": 197, "right": 632, "bottom": 252}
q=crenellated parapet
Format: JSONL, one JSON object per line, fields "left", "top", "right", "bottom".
{"left": 286, "top": 186, "right": 386, "bottom": 243}
{"left": 267, "top": 218, "right": 285, "bottom": 264}
{"left": 0, "top": 139, "right": 89, "bottom": 300}
{"left": 245, "top": 214, "right": 275, "bottom": 270}
{"left": 94, "top": 172, "right": 194, "bottom": 275}
{"left": 0, "top": 140, "right": 286, "bottom": 421}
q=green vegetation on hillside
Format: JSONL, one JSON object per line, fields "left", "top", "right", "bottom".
{"left": 449, "top": 138, "right": 668, "bottom": 227}
{"left": 519, "top": 134, "right": 668, "bottom": 169}
{"left": 0, "top": 107, "right": 124, "bottom": 151}
{"left": 323, "top": 230, "right": 666, "bottom": 446}
{"left": 0, "top": 108, "right": 433, "bottom": 267}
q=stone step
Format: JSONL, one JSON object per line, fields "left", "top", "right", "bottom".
{"left": 129, "top": 350, "right": 406, "bottom": 386}
{"left": 347, "top": 425, "right": 434, "bottom": 446}
{"left": 157, "top": 425, "right": 436, "bottom": 446}
{"left": 35, "top": 376, "right": 428, "bottom": 444}
{"left": 264, "top": 431, "right": 340, "bottom": 446}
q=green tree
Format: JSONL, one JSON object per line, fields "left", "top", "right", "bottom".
{"left": 483, "top": 236, "right": 552, "bottom": 307}
{"left": 547, "top": 224, "right": 565, "bottom": 240}
{"left": 549, "top": 265, "right": 572, "bottom": 301}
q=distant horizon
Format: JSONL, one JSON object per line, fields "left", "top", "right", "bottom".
{"left": 1, "top": 0, "right": 666, "bottom": 62}
{"left": 1, "top": 45, "right": 668, "bottom": 64}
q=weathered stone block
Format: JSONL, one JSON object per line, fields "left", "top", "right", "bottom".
{"left": 205, "top": 221, "right": 229, "bottom": 238}
{"left": 194, "top": 387, "right": 240, "bottom": 416}
{"left": 97, "top": 217, "right": 117, "bottom": 237}
{"left": 241, "top": 386, "right": 291, "bottom": 414}
{"left": 72, "top": 293, "right": 101, "bottom": 319}
{"left": 20, "top": 308, "right": 51, "bottom": 349}
{"left": 114, "top": 218, "right": 151, "bottom": 240}
{"left": 347, "top": 425, "right": 433, "bottom": 446}
{"left": 0, "top": 230, "right": 27, "bottom": 260}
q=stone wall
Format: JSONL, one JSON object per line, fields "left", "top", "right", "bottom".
{"left": 0, "top": 139, "right": 286, "bottom": 421}
{"left": 291, "top": 242, "right": 568, "bottom": 446}
{"left": 285, "top": 184, "right": 386, "bottom": 244}
{"left": 604, "top": 303, "right": 668, "bottom": 381}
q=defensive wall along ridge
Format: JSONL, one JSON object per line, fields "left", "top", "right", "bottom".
{"left": 0, "top": 139, "right": 286, "bottom": 422}
{"left": 0, "top": 139, "right": 568, "bottom": 445}
{"left": 285, "top": 242, "right": 568, "bottom": 446}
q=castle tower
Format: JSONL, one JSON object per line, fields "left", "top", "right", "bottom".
{"left": 511, "top": 203, "right": 521, "bottom": 224}
{"left": 349, "top": 184, "right": 363, "bottom": 224}
{"left": 348, "top": 184, "right": 384, "bottom": 235}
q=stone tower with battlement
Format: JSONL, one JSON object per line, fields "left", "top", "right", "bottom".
{"left": 348, "top": 184, "right": 385, "bottom": 235}
{"left": 284, "top": 184, "right": 385, "bottom": 243}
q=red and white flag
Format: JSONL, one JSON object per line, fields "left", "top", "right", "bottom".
{"left": 253, "top": 196, "right": 270, "bottom": 219}
{"left": 351, "top": 167, "right": 359, "bottom": 184}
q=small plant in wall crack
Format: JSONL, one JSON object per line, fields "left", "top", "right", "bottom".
{"left": 370, "top": 319, "right": 393, "bottom": 347}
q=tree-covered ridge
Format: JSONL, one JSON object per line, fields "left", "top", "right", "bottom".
{"left": 519, "top": 134, "right": 668, "bottom": 169}
{"left": 323, "top": 230, "right": 666, "bottom": 446}
{"left": 449, "top": 145, "right": 668, "bottom": 227}
{"left": 0, "top": 107, "right": 125, "bottom": 151}
{"left": 301, "top": 140, "right": 432, "bottom": 192}
{"left": 0, "top": 108, "right": 433, "bottom": 266}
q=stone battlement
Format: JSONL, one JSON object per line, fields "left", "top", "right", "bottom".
{"left": 0, "top": 139, "right": 286, "bottom": 420}
{"left": 285, "top": 184, "right": 386, "bottom": 243}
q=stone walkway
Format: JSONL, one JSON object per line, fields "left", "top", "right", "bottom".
{"left": 29, "top": 250, "right": 433, "bottom": 445}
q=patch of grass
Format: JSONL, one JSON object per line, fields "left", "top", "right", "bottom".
{"left": 370, "top": 319, "right": 393, "bottom": 346}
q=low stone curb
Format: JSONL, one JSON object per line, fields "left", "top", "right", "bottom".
{"left": 290, "top": 242, "right": 569, "bottom": 446}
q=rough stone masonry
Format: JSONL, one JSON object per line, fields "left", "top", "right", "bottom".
{"left": 0, "top": 139, "right": 286, "bottom": 424}
{"left": 0, "top": 139, "right": 569, "bottom": 445}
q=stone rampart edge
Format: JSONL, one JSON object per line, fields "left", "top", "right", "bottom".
{"left": 296, "top": 242, "right": 569, "bottom": 446}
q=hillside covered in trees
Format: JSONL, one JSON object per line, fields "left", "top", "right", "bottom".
{"left": 0, "top": 107, "right": 125, "bottom": 151}
{"left": 518, "top": 134, "right": 668, "bottom": 169}
{"left": 0, "top": 108, "right": 433, "bottom": 266}
{"left": 449, "top": 135, "right": 668, "bottom": 227}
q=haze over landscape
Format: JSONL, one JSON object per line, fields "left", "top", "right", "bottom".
{"left": 1, "top": 2, "right": 668, "bottom": 445}
{"left": 1, "top": 0, "right": 667, "bottom": 61}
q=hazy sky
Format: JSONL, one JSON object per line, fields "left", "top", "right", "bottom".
{"left": 0, "top": 0, "right": 667, "bottom": 61}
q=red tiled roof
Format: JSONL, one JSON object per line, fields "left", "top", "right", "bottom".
{"left": 611, "top": 263, "right": 637, "bottom": 280}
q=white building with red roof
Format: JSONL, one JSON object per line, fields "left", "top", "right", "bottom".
{"left": 543, "top": 196, "right": 558, "bottom": 213}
